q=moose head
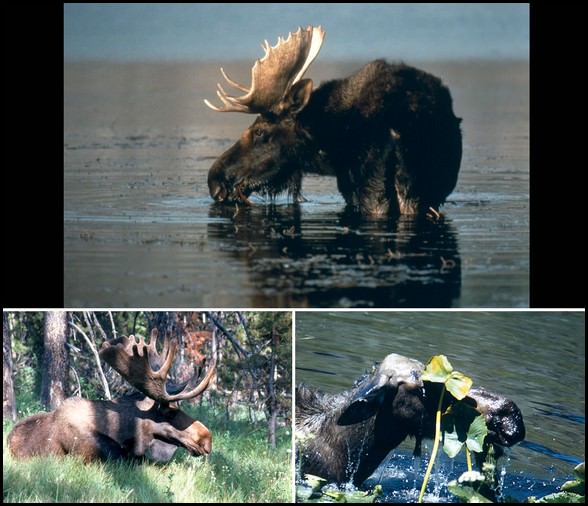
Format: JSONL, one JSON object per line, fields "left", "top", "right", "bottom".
{"left": 8, "top": 329, "right": 216, "bottom": 462}
{"left": 204, "top": 26, "right": 462, "bottom": 217}
{"left": 205, "top": 26, "right": 325, "bottom": 205}
{"left": 296, "top": 353, "right": 525, "bottom": 485}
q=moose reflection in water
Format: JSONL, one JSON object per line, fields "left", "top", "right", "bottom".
{"left": 208, "top": 203, "right": 461, "bottom": 307}
{"left": 296, "top": 353, "right": 526, "bottom": 487}
{"left": 8, "top": 330, "right": 216, "bottom": 462}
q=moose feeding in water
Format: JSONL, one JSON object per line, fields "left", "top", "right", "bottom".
{"left": 205, "top": 26, "right": 462, "bottom": 217}
{"left": 296, "top": 353, "right": 525, "bottom": 486}
{"left": 8, "top": 330, "right": 216, "bottom": 462}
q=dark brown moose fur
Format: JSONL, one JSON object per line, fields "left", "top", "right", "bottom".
{"left": 296, "top": 353, "right": 525, "bottom": 486}
{"left": 8, "top": 331, "right": 214, "bottom": 462}
{"left": 206, "top": 27, "right": 462, "bottom": 217}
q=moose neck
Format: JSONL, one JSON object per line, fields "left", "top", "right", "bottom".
{"left": 296, "top": 78, "right": 393, "bottom": 179}
{"left": 298, "top": 81, "right": 351, "bottom": 155}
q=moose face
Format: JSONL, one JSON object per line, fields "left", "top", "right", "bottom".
{"left": 296, "top": 353, "right": 526, "bottom": 485}
{"left": 208, "top": 114, "right": 308, "bottom": 204}
{"left": 337, "top": 353, "right": 526, "bottom": 449}
{"left": 207, "top": 78, "right": 316, "bottom": 204}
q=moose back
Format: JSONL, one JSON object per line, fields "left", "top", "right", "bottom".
{"left": 205, "top": 26, "right": 462, "bottom": 217}
{"left": 8, "top": 331, "right": 215, "bottom": 462}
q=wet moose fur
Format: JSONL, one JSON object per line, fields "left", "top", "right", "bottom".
{"left": 208, "top": 51, "right": 462, "bottom": 216}
{"left": 294, "top": 60, "right": 463, "bottom": 215}
{"left": 296, "top": 353, "right": 525, "bottom": 486}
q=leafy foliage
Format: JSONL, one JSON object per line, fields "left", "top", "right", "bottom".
{"left": 422, "top": 354, "right": 472, "bottom": 400}
{"left": 5, "top": 311, "right": 292, "bottom": 461}
{"left": 418, "top": 354, "right": 479, "bottom": 503}
{"left": 526, "top": 462, "right": 585, "bottom": 504}
{"left": 442, "top": 403, "right": 488, "bottom": 457}
{"left": 296, "top": 474, "right": 382, "bottom": 503}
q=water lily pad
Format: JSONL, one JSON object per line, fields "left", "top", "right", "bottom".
{"left": 422, "top": 356, "right": 472, "bottom": 400}
{"left": 465, "top": 414, "right": 487, "bottom": 453}
{"left": 422, "top": 354, "right": 454, "bottom": 382}
{"left": 446, "top": 370, "right": 472, "bottom": 400}
{"left": 447, "top": 478, "right": 493, "bottom": 503}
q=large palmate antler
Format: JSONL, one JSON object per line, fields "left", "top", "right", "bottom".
{"left": 99, "top": 329, "right": 216, "bottom": 403}
{"left": 204, "top": 25, "right": 325, "bottom": 113}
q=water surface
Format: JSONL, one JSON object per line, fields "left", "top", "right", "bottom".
{"left": 295, "top": 311, "right": 585, "bottom": 501}
{"left": 64, "top": 61, "right": 529, "bottom": 307}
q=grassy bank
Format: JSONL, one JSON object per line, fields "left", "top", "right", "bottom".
{"left": 3, "top": 405, "right": 292, "bottom": 503}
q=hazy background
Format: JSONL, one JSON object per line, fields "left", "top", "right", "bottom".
{"left": 64, "top": 3, "right": 529, "bottom": 62}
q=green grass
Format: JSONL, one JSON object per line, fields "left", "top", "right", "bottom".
{"left": 3, "top": 405, "right": 293, "bottom": 503}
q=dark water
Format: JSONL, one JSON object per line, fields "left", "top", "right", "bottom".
{"left": 295, "top": 311, "right": 585, "bottom": 502}
{"left": 64, "top": 61, "right": 528, "bottom": 307}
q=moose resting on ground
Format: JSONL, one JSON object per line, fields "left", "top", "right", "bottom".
{"left": 8, "top": 330, "right": 216, "bottom": 462}
{"left": 205, "top": 26, "right": 462, "bottom": 217}
{"left": 296, "top": 353, "right": 525, "bottom": 486}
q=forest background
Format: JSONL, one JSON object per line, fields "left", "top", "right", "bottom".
{"left": 3, "top": 311, "right": 292, "bottom": 502}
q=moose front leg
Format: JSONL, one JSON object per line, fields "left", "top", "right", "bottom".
{"left": 134, "top": 418, "right": 211, "bottom": 458}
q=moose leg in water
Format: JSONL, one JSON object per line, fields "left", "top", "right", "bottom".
{"left": 296, "top": 353, "right": 525, "bottom": 486}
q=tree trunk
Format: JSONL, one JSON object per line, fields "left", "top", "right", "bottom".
{"left": 267, "top": 318, "right": 278, "bottom": 448}
{"left": 41, "top": 311, "right": 69, "bottom": 410}
{"left": 3, "top": 312, "right": 17, "bottom": 421}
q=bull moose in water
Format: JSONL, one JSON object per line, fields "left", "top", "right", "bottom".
{"left": 205, "top": 26, "right": 462, "bottom": 217}
{"left": 296, "top": 353, "right": 525, "bottom": 486}
{"left": 8, "top": 330, "right": 216, "bottom": 462}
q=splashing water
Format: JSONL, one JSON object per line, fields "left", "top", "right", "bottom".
{"left": 344, "top": 427, "right": 370, "bottom": 486}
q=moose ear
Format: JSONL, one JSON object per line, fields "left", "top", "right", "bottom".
{"left": 337, "top": 376, "right": 389, "bottom": 426}
{"left": 284, "top": 78, "right": 313, "bottom": 114}
{"left": 337, "top": 397, "right": 381, "bottom": 425}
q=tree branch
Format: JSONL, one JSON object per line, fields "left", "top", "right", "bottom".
{"left": 69, "top": 320, "right": 111, "bottom": 400}
{"left": 206, "top": 312, "right": 249, "bottom": 358}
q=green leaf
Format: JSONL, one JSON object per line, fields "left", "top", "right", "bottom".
{"left": 530, "top": 491, "right": 585, "bottom": 503}
{"left": 422, "top": 355, "right": 454, "bottom": 383}
{"left": 560, "top": 480, "right": 585, "bottom": 495}
{"left": 447, "top": 478, "right": 493, "bottom": 503}
{"left": 445, "top": 371, "right": 473, "bottom": 400}
{"left": 465, "top": 414, "right": 488, "bottom": 453}
{"left": 323, "top": 490, "right": 347, "bottom": 502}
{"left": 573, "top": 462, "right": 585, "bottom": 481}
{"left": 443, "top": 428, "right": 465, "bottom": 458}
{"left": 304, "top": 474, "right": 327, "bottom": 493}
{"left": 339, "top": 485, "right": 383, "bottom": 503}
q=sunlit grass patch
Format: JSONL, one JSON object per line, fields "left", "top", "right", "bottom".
{"left": 3, "top": 408, "right": 292, "bottom": 503}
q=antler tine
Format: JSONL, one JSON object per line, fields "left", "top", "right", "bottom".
{"left": 148, "top": 328, "right": 176, "bottom": 379}
{"left": 204, "top": 25, "right": 325, "bottom": 114}
{"left": 165, "top": 360, "right": 217, "bottom": 402}
{"left": 99, "top": 330, "right": 215, "bottom": 403}
{"left": 220, "top": 67, "right": 249, "bottom": 93}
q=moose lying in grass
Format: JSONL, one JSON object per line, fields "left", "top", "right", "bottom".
{"left": 205, "top": 26, "right": 462, "bottom": 217}
{"left": 8, "top": 330, "right": 216, "bottom": 462}
{"left": 296, "top": 353, "right": 525, "bottom": 486}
